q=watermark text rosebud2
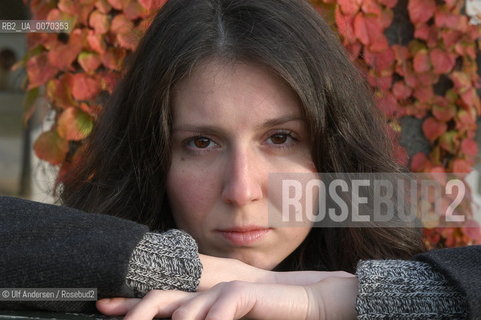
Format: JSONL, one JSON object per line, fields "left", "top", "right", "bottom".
{"left": 268, "top": 172, "right": 479, "bottom": 228}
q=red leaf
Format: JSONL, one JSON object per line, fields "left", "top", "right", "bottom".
{"left": 117, "top": 28, "right": 142, "bottom": 51}
{"left": 46, "top": 73, "right": 76, "bottom": 109}
{"left": 413, "top": 85, "right": 433, "bottom": 103}
{"left": 58, "top": 0, "right": 94, "bottom": 25}
{"left": 33, "top": 130, "right": 69, "bottom": 165}
{"left": 450, "top": 72, "right": 471, "bottom": 91}
{"left": 111, "top": 14, "right": 134, "bottom": 34}
{"left": 413, "top": 49, "right": 430, "bottom": 73}
{"left": 441, "top": 30, "right": 461, "bottom": 47}
{"left": 429, "top": 48, "right": 456, "bottom": 75}
{"left": 377, "top": 0, "right": 397, "bottom": 8}
{"left": 370, "top": 48, "right": 395, "bottom": 71}
{"left": 138, "top": 0, "right": 168, "bottom": 11}
{"left": 124, "top": 1, "right": 148, "bottom": 20}
{"left": 101, "top": 47, "right": 127, "bottom": 71}
{"left": 452, "top": 159, "right": 472, "bottom": 173}
{"left": 95, "top": 0, "right": 112, "bottom": 13}
{"left": 361, "top": 0, "right": 382, "bottom": 16}
{"left": 71, "top": 73, "right": 101, "bottom": 101}
{"left": 422, "top": 117, "right": 446, "bottom": 142}
{"left": 408, "top": 0, "right": 435, "bottom": 24}
{"left": 435, "top": 11, "right": 467, "bottom": 32}
{"left": 89, "top": 10, "right": 110, "bottom": 34}
{"left": 392, "top": 81, "right": 412, "bottom": 100}
{"left": 461, "top": 139, "right": 478, "bottom": 156}
{"left": 57, "top": 107, "right": 94, "bottom": 141}
{"left": 78, "top": 51, "right": 102, "bottom": 73}
{"left": 87, "top": 30, "right": 107, "bottom": 54}
{"left": 27, "top": 52, "right": 58, "bottom": 89}
{"left": 107, "top": 0, "right": 130, "bottom": 10}
{"left": 410, "top": 152, "right": 429, "bottom": 172}
{"left": 376, "top": 91, "right": 401, "bottom": 118}
{"left": 439, "top": 131, "right": 458, "bottom": 153}
{"left": 98, "top": 70, "right": 121, "bottom": 93}
{"left": 432, "top": 102, "right": 455, "bottom": 122}
{"left": 335, "top": 7, "right": 356, "bottom": 43}
{"left": 379, "top": 8, "right": 393, "bottom": 28}
{"left": 353, "top": 13, "right": 370, "bottom": 45}
{"left": 47, "top": 30, "right": 84, "bottom": 71}
{"left": 461, "top": 88, "right": 481, "bottom": 114}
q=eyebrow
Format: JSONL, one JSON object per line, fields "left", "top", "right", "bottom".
{"left": 172, "top": 115, "right": 304, "bottom": 132}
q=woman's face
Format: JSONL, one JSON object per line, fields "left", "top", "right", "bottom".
{"left": 167, "top": 60, "right": 315, "bottom": 270}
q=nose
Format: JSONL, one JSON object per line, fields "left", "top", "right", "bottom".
{"left": 221, "top": 146, "right": 263, "bottom": 206}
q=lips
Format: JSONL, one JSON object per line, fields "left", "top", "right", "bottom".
{"left": 217, "top": 226, "right": 272, "bottom": 246}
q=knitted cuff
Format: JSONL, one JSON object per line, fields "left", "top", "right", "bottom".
{"left": 356, "top": 260, "right": 468, "bottom": 319}
{"left": 125, "top": 229, "right": 203, "bottom": 297}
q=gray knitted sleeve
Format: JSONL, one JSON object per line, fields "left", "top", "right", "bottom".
{"left": 125, "top": 229, "right": 203, "bottom": 297}
{"left": 356, "top": 260, "right": 468, "bottom": 319}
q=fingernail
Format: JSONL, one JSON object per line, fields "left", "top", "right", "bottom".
{"left": 99, "top": 298, "right": 111, "bottom": 303}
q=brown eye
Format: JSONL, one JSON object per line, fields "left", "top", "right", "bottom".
{"left": 270, "top": 133, "right": 288, "bottom": 144}
{"left": 193, "top": 137, "right": 211, "bottom": 148}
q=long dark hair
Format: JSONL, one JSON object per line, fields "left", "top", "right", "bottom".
{"left": 60, "top": 0, "right": 425, "bottom": 273}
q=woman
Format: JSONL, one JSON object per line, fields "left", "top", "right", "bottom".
{"left": 0, "top": 0, "right": 477, "bottom": 318}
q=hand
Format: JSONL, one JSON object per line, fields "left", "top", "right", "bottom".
{"left": 198, "top": 254, "right": 354, "bottom": 289}
{"left": 97, "top": 274, "right": 358, "bottom": 320}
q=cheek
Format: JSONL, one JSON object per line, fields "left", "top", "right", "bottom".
{"left": 166, "top": 164, "right": 217, "bottom": 230}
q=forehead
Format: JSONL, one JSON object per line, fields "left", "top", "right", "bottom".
{"left": 171, "top": 59, "right": 302, "bottom": 124}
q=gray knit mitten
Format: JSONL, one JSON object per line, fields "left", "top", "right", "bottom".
{"left": 125, "top": 229, "right": 203, "bottom": 297}
{"left": 356, "top": 260, "right": 468, "bottom": 319}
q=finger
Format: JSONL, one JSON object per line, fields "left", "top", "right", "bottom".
{"left": 124, "top": 290, "right": 195, "bottom": 320}
{"left": 96, "top": 297, "right": 141, "bottom": 315}
{"left": 170, "top": 284, "right": 227, "bottom": 320}
{"left": 275, "top": 270, "right": 355, "bottom": 286}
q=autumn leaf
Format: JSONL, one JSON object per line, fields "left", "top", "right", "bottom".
{"left": 452, "top": 159, "right": 472, "bottom": 173}
{"left": 392, "top": 81, "right": 412, "bottom": 100}
{"left": 432, "top": 101, "right": 455, "bottom": 122}
{"left": 138, "top": 0, "right": 168, "bottom": 11}
{"left": 98, "top": 70, "right": 121, "bottom": 93}
{"left": 335, "top": 7, "right": 356, "bottom": 43}
{"left": 439, "top": 131, "right": 458, "bottom": 153}
{"left": 27, "top": 52, "right": 58, "bottom": 89}
{"left": 413, "top": 49, "right": 430, "bottom": 73}
{"left": 422, "top": 117, "right": 446, "bottom": 142}
{"left": 429, "top": 48, "right": 456, "bottom": 74}
{"left": 375, "top": 91, "right": 401, "bottom": 118}
{"left": 101, "top": 47, "right": 127, "bottom": 71}
{"left": 71, "top": 73, "right": 101, "bottom": 101}
{"left": 46, "top": 73, "right": 76, "bottom": 109}
{"left": 117, "top": 28, "right": 142, "bottom": 50}
{"left": 78, "top": 51, "right": 102, "bottom": 73}
{"left": 461, "top": 139, "right": 478, "bottom": 156}
{"left": 87, "top": 30, "right": 107, "bottom": 54}
{"left": 408, "top": 0, "right": 435, "bottom": 25}
{"left": 95, "top": 0, "right": 112, "bottom": 13}
{"left": 111, "top": 14, "right": 134, "bottom": 34}
{"left": 57, "top": 107, "right": 94, "bottom": 141}
{"left": 361, "top": 0, "right": 382, "bottom": 16}
{"left": 89, "top": 10, "right": 111, "bottom": 34}
{"left": 47, "top": 30, "right": 84, "bottom": 71}
{"left": 376, "top": 0, "right": 397, "bottom": 8}
{"left": 124, "top": 1, "right": 148, "bottom": 20}
{"left": 107, "top": 0, "right": 130, "bottom": 10}
{"left": 33, "top": 130, "right": 69, "bottom": 165}
{"left": 413, "top": 85, "right": 433, "bottom": 103}
{"left": 410, "top": 152, "right": 429, "bottom": 172}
